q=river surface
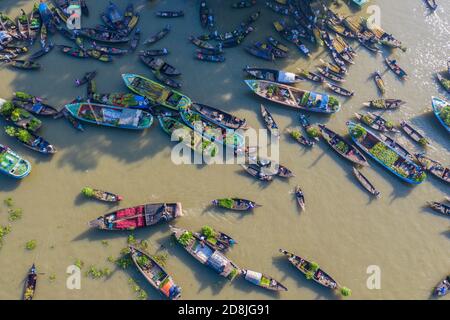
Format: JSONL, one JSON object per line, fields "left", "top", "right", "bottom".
{"left": 0, "top": 0, "right": 448, "bottom": 300}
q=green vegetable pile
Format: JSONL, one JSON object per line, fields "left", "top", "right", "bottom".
{"left": 370, "top": 142, "right": 399, "bottom": 169}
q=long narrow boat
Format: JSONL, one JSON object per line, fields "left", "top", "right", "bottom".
{"left": 434, "top": 276, "right": 450, "bottom": 296}
{"left": 352, "top": 167, "right": 381, "bottom": 198}
{"left": 324, "top": 82, "right": 354, "bottom": 97}
{"left": 0, "top": 143, "right": 31, "bottom": 179}
{"left": 317, "top": 67, "right": 345, "bottom": 83}
{"left": 179, "top": 107, "right": 245, "bottom": 149}
{"left": 129, "top": 246, "right": 182, "bottom": 300}
{"left": 144, "top": 25, "right": 170, "bottom": 45}
{"left": 427, "top": 201, "right": 449, "bottom": 217}
{"left": 354, "top": 112, "right": 399, "bottom": 133}
{"left": 64, "top": 102, "right": 153, "bottom": 130}
{"left": 79, "top": 28, "right": 130, "bottom": 43}
{"left": 91, "top": 93, "right": 150, "bottom": 109}
{"left": 158, "top": 116, "right": 218, "bottom": 157}
{"left": 89, "top": 203, "right": 183, "bottom": 230}
{"left": 400, "top": 121, "right": 431, "bottom": 147}
{"left": 243, "top": 67, "right": 303, "bottom": 84}
{"left": 153, "top": 71, "right": 182, "bottom": 89}
{"left": 363, "top": 99, "right": 405, "bottom": 110}
{"left": 23, "top": 264, "right": 37, "bottom": 300}
{"left": 5, "top": 126, "right": 56, "bottom": 155}
{"left": 378, "top": 133, "right": 416, "bottom": 162}
{"left": 431, "top": 97, "right": 450, "bottom": 133}
{"left": 192, "top": 103, "right": 248, "bottom": 130}
{"left": 415, "top": 153, "right": 449, "bottom": 184}
{"left": 81, "top": 187, "right": 123, "bottom": 203}
{"left": 297, "top": 68, "right": 323, "bottom": 83}
{"left": 195, "top": 226, "right": 237, "bottom": 252}
{"left": 279, "top": 249, "right": 351, "bottom": 296}
{"left": 294, "top": 185, "right": 305, "bottom": 211}
{"left": 211, "top": 198, "right": 261, "bottom": 211}
{"left": 241, "top": 164, "right": 274, "bottom": 182}
{"left": 171, "top": 226, "right": 241, "bottom": 281}
{"left": 319, "top": 125, "right": 369, "bottom": 167}
{"left": 260, "top": 104, "right": 279, "bottom": 137}
{"left": 286, "top": 128, "right": 315, "bottom": 147}
{"left": 385, "top": 58, "right": 407, "bottom": 80}
{"left": 122, "top": 73, "right": 191, "bottom": 110}
{"left": 245, "top": 80, "right": 341, "bottom": 114}
{"left": 242, "top": 269, "right": 288, "bottom": 291}
{"left": 10, "top": 60, "right": 40, "bottom": 70}
{"left": 13, "top": 93, "right": 59, "bottom": 116}
{"left": 373, "top": 71, "right": 386, "bottom": 95}
{"left": 347, "top": 121, "right": 427, "bottom": 184}
{"left": 139, "top": 56, "right": 181, "bottom": 76}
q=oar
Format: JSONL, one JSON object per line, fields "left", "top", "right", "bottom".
{"left": 87, "top": 101, "right": 100, "bottom": 125}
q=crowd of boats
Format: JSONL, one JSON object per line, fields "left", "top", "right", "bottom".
{"left": 1, "top": 0, "right": 448, "bottom": 300}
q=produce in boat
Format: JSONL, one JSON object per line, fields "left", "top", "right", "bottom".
{"left": 23, "top": 264, "right": 37, "bottom": 300}
{"left": 244, "top": 67, "right": 303, "bottom": 84}
{"left": 129, "top": 246, "right": 182, "bottom": 300}
{"left": 0, "top": 100, "right": 42, "bottom": 132}
{"left": 242, "top": 269, "right": 288, "bottom": 291}
{"left": 319, "top": 125, "right": 369, "bottom": 167}
{"left": 0, "top": 143, "right": 31, "bottom": 179}
{"left": 211, "top": 198, "right": 261, "bottom": 211}
{"left": 91, "top": 93, "right": 149, "bottom": 109}
{"left": 196, "top": 226, "right": 237, "bottom": 253}
{"left": 415, "top": 153, "right": 449, "bottom": 184}
{"left": 81, "top": 187, "right": 123, "bottom": 203}
{"left": 363, "top": 99, "right": 405, "bottom": 110}
{"left": 171, "top": 226, "right": 241, "bottom": 281}
{"left": 347, "top": 121, "right": 426, "bottom": 184}
{"left": 286, "top": 128, "right": 315, "bottom": 147}
{"left": 122, "top": 74, "right": 191, "bottom": 110}
{"left": 354, "top": 112, "right": 399, "bottom": 133}
{"left": 89, "top": 203, "right": 183, "bottom": 230}
{"left": 431, "top": 97, "right": 450, "bottom": 133}
{"left": 64, "top": 102, "right": 153, "bottom": 130}
{"left": 436, "top": 74, "right": 450, "bottom": 93}
{"left": 399, "top": 121, "right": 431, "bottom": 147}
{"left": 245, "top": 80, "right": 341, "bottom": 114}
{"left": 4, "top": 126, "right": 56, "bottom": 154}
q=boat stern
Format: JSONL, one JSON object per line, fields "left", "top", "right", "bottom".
{"left": 174, "top": 202, "right": 183, "bottom": 218}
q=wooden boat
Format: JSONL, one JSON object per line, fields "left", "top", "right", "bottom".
{"left": 244, "top": 67, "right": 303, "bottom": 84}
{"left": 140, "top": 48, "right": 169, "bottom": 56}
{"left": 245, "top": 46, "right": 274, "bottom": 61}
{"left": 436, "top": 73, "right": 450, "bottom": 93}
{"left": 199, "top": 1, "right": 209, "bottom": 28}
{"left": 13, "top": 93, "right": 58, "bottom": 116}
{"left": 129, "top": 28, "right": 140, "bottom": 51}
{"left": 144, "top": 25, "right": 170, "bottom": 45}
{"left": 279, "top": 249, "right": 351, "bottom": 295}
{"left": 363, "top": 99, "right": 405, "bottom": 109}
{"left": 156, "top": 11, "right": 184, "bottom": 18}
{"left": 59, "top": 45, "right": 89, "bottom": 58}
{"left": 267, "top": 36, "right": 289, "bottom": 53}
{"left": 195, "top": 47, "right": 223, "bottom": 55}
{"left": 415, "top": 153, "right": 449, "bottom": 184}
{"left": 180, "top": 107, "right": 245, "bottom": 149}
{"left": 371, "top": 72, "right": 386, "bottom": 96}
{"left": 434, "top": 276, "right": 450, "bottom": 296}
{"left": 319, "top": 125, "right": 369, "bottom": 167}
{"left": 347, "top": 121, "right": 427, "bottom": 184}
{"left": 431, "top": 97, "right": 450, "bottom": 133}
{"left": 0, "top": 100, "right": 42, "bottom": 132}
{"left": 75, "top": 71, "right": 96, "bottom": 87}
{"left": 0, "top": 13, "right": 21, "bottom": 40}
{"left": 64, "top": 102, "right": 153, "bottom": 130}
{"left": 139, "top": 55, "right": 180, "bottom": 76}
{"left": 153, "top": 71, "right": 182, "bottom": 89}
{"left": 286, "top": 128, "right": 314, "bottom": 147}
{"left": 171, "top": 226, "right": 241, "bottom": 281}
{"left": 425, "top": 0, "right": 438, "bottom": 11}
{"left": 211, "top": 198, "right": 260, "bottom": 211}
{"left": 319, "top": 59, "right": 347, "bottom": 76}
{"left": 129, "top": 246, "right": 181, "bottom": 300}
{"left": 196, "top": 226, "right": 237, "bottom": 252}
{"left": 277, "top": 164, "right": 294, "bottom": 178}
{"left": 122, "top": 73, "right": 191, "bottom": 110}
{"left": 195, "top": 53, "right": 225, "bottom": 63}
{"left": 296, "top": 68, "right": 323, "bottom": 83}
{"left": 294, "top": 185, "right": 306, "bottom": 211}
{"left": 79, "top": 28, "right": 129, "bottom": 43}
{"left": 5, "top": 126, "right": 56, "bottom": 154}
{"left": 232, "top": 0, "right": 256, "bottom": 8}
{"left": 324, "top": 82, "right": 354, "bottom": 97}
{"left": 189, "top": 36, "right": 216, "bottom": 50}
{"left": 260, "top": 104, "right": 279, "bottom": 138}
{"left": 364, "top": 21, "right": 405, "bottom": 51}
{"left": 377, "top": 133, "right": 416, "bottom": 162}
{"left": 81, "top": 187, "right": 123, "bottom": 203}
{"left": 10, "top": 60, "right": 40, "bottom": 70}
{"left": 241, "top": 164, "right": 274, "bottom": 182}
{"left": 245, "top": 80, "right": 341, "bottom": 114}
{"left": 400, "top": 121, "right": 431, "bottom": 147}
{"left": 86, "top": 49, "right": 112, "bottom": 62}
{"left": 23, "top": 264, "right": 37, "bottom": 300}
{"left": 353, "top": 167, "right": 381, "bottom": 198}
{"left": 326, "top": 19, "right": 356, "bottom": 39}
{"left": 158, "top": 116, "right": 218, "bottom": 157}
{"left": 254, "top": 41, "right": 287, "bottom": 59}
{"left": 16, "top": 9, "right": 30, "bottom": 41}
{"left": 0, "top": 143, "right": 31, "bottom": 179}
{"left": 385, "top": 58, "right": 407, "bottom": 79}
{"left": 192, "top": 103, "right": 248, "bottom": 130}
{"left": 354, "top": 112, "right": 398, "bottom": 133}
{"left": 242, "top": 269, "right": 288, "bottom": 291}
{"left": 89, "top": 203, "right": 183, "bottom": 230}
{"left": 91, "top": 93, "right": 149, "bottom": 109}
{"left": 427, "top": 201, "right": 449, "bottom": 217}
{"left": 29, "top": 43, "right": 54, "bottom": 61}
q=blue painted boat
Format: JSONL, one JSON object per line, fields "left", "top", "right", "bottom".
{"left": 64, "top": 102, "right": 153, "bottom": 130}
{"left": 0, "top": 144, "right": 31, "bottom": 179}
{"left": 352, "top": 0, "right": 369, "bottom": 7}
{"left": 347, "top": 121, "right": 426, "bottom": 185}
{"left": 431, "top": 97, "right": 450, "bottom": 134}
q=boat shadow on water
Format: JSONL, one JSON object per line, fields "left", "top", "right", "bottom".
{"left": 0, "top": 175, "right": 22, "bottom": 191}
{"left": 271, "top": 256, "right": 338, "bottom": 300}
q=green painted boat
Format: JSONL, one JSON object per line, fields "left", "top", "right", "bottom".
{"left": 122, "top": 73, "right": 191, "bottom": 110}
{"left": 64, "top": 102, "right": 153, "bottom": 130}
{"left": 0, "top": 144, "right": 31, "bottom": 179}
